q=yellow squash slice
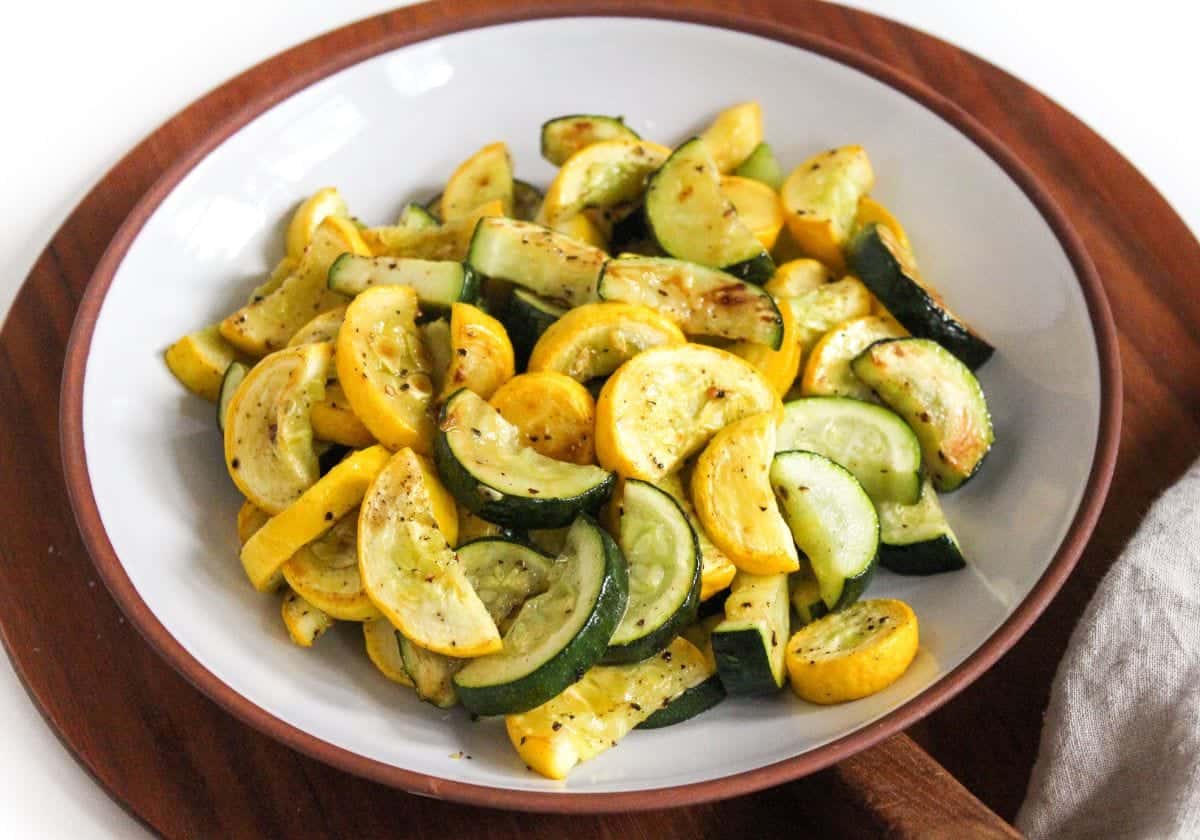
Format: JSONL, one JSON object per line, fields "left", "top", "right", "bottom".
{"left": 786, "top": 598, "right": 919, "bottom": 704}
{"left": 720, "top": 175, "right": 783, "bottom": 250}
{"left": 541, "top": 139, "right": 671, "bottom": 224}
{"left": 362, "top": 616, "right": 415, "bottom": 687}
{"left": 506, "top": 637, "right": 710, "bottom": 779}
{"left": 655, "top": 472, "right": 737, "bottom": 601}
{"left": 691, "top": 411, "right": 799, "bottom": 575}
{"left": 440, "top": 302, "right": 515, "bottom": 402}
{"left": 455, "top": 505, "right": 509, "bottom": 544}
{"left": 801, "top": 314, "right": 907, "bottom": 401}
{"left": 236, "top": 500, "right": 271, "bottom": 545}
{"left": 527, "top": 302, "right": 686, "bottom": 383}
{"left": 728, "top": 293, "right": 803, "bottom": 397}
{"left": 286, "top": 187, "right": 349, "bottom": 260}
{"left": 281, "top": 590, "right": 336, "bottom": 648}
{"left": 763, "top": 258, "right": 833, "bottom": 300}
{"left": 247, "top": 255, "right": 298, "bottom": 304}
{"left": 787, "top": 276, "right": 874, "bottom": 356}
{"left": 489, "top": 371, "right": 596, "bottom": 465}
{"left": 855, "top": 195, "right": 914, "bottom": 258}
{"left": 336, "top": 285, "right": 436, "bottom": 453}
{"left": 224, "top": 343, "right": 330, "bottom": 513}
{"left": 700, "top": 101, "right": 763, "bottom": 173}
{"left": 595, "top": 343, "right": 779, "bottom": 481}
{"left": 285, "top": 306, "right": 375, "bottom": 447}
{"left": 164, "top": 324, "right": 238, "bottom": 401}
{"left": 287, "top": 306, "right": 346, "bottom": 347}
{"left": 281, "top": 510, "right": 379, "bottom": 621}
{"left": 544, "top": 210, "right": 608, "bottom": 249}
{"left": 362, "top": 199, "right": 503, "bottom": 260}
{"left": 440, "top": 142, "right": 514, "bottom": 220}
{"left": 357, "top": 448, "right": 498, "bottom": 657}
{"left": 239, "top": 445, "right": 391, "bottom": 591}
{"left": 220, "top": 216, "right": 367, "bottom": 356}
{"left": 781, "top": 146, "right": 875, "bottom": 272}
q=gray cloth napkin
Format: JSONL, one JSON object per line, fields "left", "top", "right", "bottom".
{"left": 1016, "top": 460, "right": 1200, "bottom": 838}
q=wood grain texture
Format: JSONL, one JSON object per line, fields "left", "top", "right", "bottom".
{"left": 0, "top": 0, "right": 1182, "bottom": 835}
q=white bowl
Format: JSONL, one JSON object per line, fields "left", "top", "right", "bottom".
{"left": 61, "top": 14, "right": 1119, "bottom": 811}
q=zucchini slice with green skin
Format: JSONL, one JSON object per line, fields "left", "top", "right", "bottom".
{"left": 770, "top": 450, "right": 879, "bottom": 612}
{"left": 733, "top": 142, "right": 784, "bottom": 190}
{"left": 711, "top": 572, "right": 791, "bottom": 695}
{"left": 598, "top": 256, "right": 783, "bottom": 349}
{"left": 877, "top": 478, "right": 966, "bottom": 575}
{"left": 513, "top": 179, "right": 545, "bottom": 222}
{"left": 397, "top": 202, "right": 440, "bottom": 230}
{"left": 466, "top": 217, "right": 606, "bottom": 307}
{"left": 605, "top": 479, "right": 702, "bottom": 664}
{"left": 644, "top": 138, "right": 775, "bottom": 284}
{"left": 848, "top": 223, "right": 994, "bottom": 369}
{"left": 456, "top": 537, "right": 555, "bottom": 630}
{"left": 454, "top": 515, "right": 629, "bottom": 716}
{"left": 398, "top": 637, "right": 462, "bottom": 708}
{"left": 499, "top": 289, "right": 567, "bottom": 367}
{"left": 435, "top": 389, "right": 615, "bottom": 529}
{"left": 851, "top": 338, "right": 994, "bottom": 492}
{"left": 776, "top": 397, "right": 922, "bottom": 505}
{"left": 326, "top": 254, "right": 479, "bottom": 309}
{"left": 216, "top": 361, "right": 248, "bottom": 432}
{"left": 541, "top": 115, "right": 640, "bottom": 166}
{"left": 638, "top": 615, "right": 724, "bottom": 728}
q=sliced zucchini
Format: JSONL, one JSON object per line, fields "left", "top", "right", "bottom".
{"left": 440, "top": 302, "right": 515, "bottom": 402}
{"left": 851, "top": 338, "right": 994, "bottom": 492}
{"left": 398, "top": 636, "right": 462, "bottom": 708}
{"left": 280, "top": 510, "right": 378, "bottom": 621}
{"left": 877, "top": 478, "right": 966, "bottom": 575}
{"left": 780, "top": 146, "right": 875, "bottom": 272}
{"left": 655, "top": 473, "right": 737, "bottom": 602}
{"left": 362, "top": 617, "right": 414, "bottom": 687}
{"left": 216, "top": 361, "right": 248, "bottom": 432}
{"left": 489, "top": 372, "right": 596, "bottom": 465}
{"left": 165, "top": 324, "right": 238, "bottom": 402}
{"left": 224, "top": 343, "right": 329, "bottom": 513}
{"left": 720, "top": 175, "right": 784, "bottom": 250}
{"left": 594, "top": 343, "right": 779, "bottom": 481}
{"left": 435, "top": 389, "right": 614, "bottom": 528}
{"left": 335, "top": 285, "right": 436, "bottom": 453}
{"left": 606, "top": 479, "right": 702, "bottom": 664}
{"left": 789, "top": 562, "right": 828, "bottom": 626}
{"left": 439, "top": 141, "right": 513, "bottom": 220}
{"left": 785, "top": 598, "right": 919, "bottom": 704}
{"left": 800, "top": 314, "right": 907, "bottom": 401}
{"left": 454, "top": 515, "right": 629, "bottom": 716}
{"left": 456, "top": 538, "right": 554, "bottom": 630}
{"left": 526, "top": 301, "right": 686, "bottom": 383}
{"left": 854, "top": 195, "right": 913, "bottom": 257}
{"left": 418, "top": 318, "right": 452, "bottom": 396}
{"left": 636, "top": 668, "right": 724, "bottom": 729}
{"left": 691, "top": 411, "right": 799, "bottom": 575}
{"left": 286, "top": 187, "right": 349, "bottom": 260}
{"left": 220, "top": 216, "right": 364, "bottom": 356}
{"left": 526, "top": 527, "right": 571, "bottom": 557}
{"left": 326, "top": 254, "right": 480, "bottom": 310}
{"left": 700, "top": 102, "right": 763, "bottom": 173}
{"left": 848, "top": 223, "right": 994, "bottom": 369}
{"left": 645, "top": 138, "right": 774, "bottom": 284}
{"left": 540, "top": 139, "right": 670, "bottom": 224}
{"left": 466, "top": 217, "right": 606, "bottom": 307}
{"left": 598, "top": 256, "right": 783, "bottom": 349}
{"left": 240, "top": 445, "right": 391, "bottom": 591}
{"left": 362, "top": 199, "right": 502, "bottom": 261}
{"left": 505, "top": 636, "right": 708, "bottom": 779}
{"left": 711, "top": 572, "right": 790, "bottom": 694}
{"left": 770, "top": 450, "right": 879, "bottom": 611}
{"left": 763, "top": 258, "right": 833, "bottom": 300}
{"left": 358, "top": 448, "right": 499, "bottom": 657}
{"left": 281, "top": 590, "right": 335, "bottom": 648}
{"left": 776, "top": 397, "right": 922, "bottom": 505}
{"left": 397, "top": 202, "right": 440, "bottom": 231}
{"left": 733, "top": 142, "right": 784, "bottom": 190}
{"left": 512, "top": 180, "right": 544, "bottom": 222}
{"left": 540, "top": 115, "right": 640, "bottom": 166}
{"left": 286, "top": 306, "right": 347, "bottom": 347}
{"left": 499, "top": 289, "right": 566, "bottom": 366}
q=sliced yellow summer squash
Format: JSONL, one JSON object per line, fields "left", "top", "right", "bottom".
{"left": 489, "top": 371, "right": 596, "bottom": 465}
{"left": 281, "top": 510, "right": 379, "bottom": 621}
{"left": 440, "top": 141, "right": 514, "bottom": 220}
{"left": 700, "top": 102, "right": 763, "bottom": 173}
{"left": 595, "top": 343, "right": 779, "bottom": 481}
{"left": 287, "top": 306, "right": 346, "bottom": 347}
{"left": 780, "top": 146, "right": 875, "bottom": 272}
{"left": 281, "top": 590, "right": 336, "bottom": 648}
{"left": 239, "top": 445, "right": 391, "bottom": 591}
{"left": 357, "top": 448, "right": 496, "bottom": 657}
{"left": 236, "top": 500, "right": 271, "bottom": 545}
{"left": 541, "top": 139, "right": 671, "bottom": 224}
{"left": 787, "top": 276, "right": 875, "bottom": 356}
{"left": 164, "top": 324, "right": 238, "bottom": 402}
{"left": 362, "top": 616, "right": 415, "bottom": 687}
{"left": 362, "top": 199, "right": 503, "bottom": 260}
{"left": 855, "top": 195, "right": 913, "bottom": 258}
{"left": 728, "top": 293, "right": 803, "bottom": 397}
{"left": 763, "top": 258, "right": 833, "bottom": 300}
{"left": 286, "top": 187, "right": 349, "bottom": 260}
{"left": 691, "top": 411, "right": 799, "bottom": 575}
{"left": 310, "top": 383, "right": 376, "bottom": 447}
{"left": 440, "top": 302, "right": 515, "bottom": 402}
{"left": 720, "top": 175, "right": 783, "bottom": 250}
{"left": 800, "top": 314, "right": 907, "bottom": 401}
{"left": 527, "top": 302, "right": 686, "bottom": 383}
{"left": 224, "top": 343, "right": 330, "bottom": 513}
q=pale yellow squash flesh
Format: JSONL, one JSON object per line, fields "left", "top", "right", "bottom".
{"left": 489, "top": 371, "right": 596, "bottom": 465}
{"left": 787, "top": 276, "right": 875, "bottom": 356}
{"left": 164, "top": 324, "right": 238, "bottom": 402}
{"left": 224, "top": 343, "right": 330, "bottom": 513}
{"left": 781, "top": 146, "right": 875, "bottom": 272}
{"left": 691, "top": 411, "right": 799, "bottom": 575}
{"left": 763, "top": 258, "right": 833, "bottom": 300}
{"left": 363, "top": 617, "right": 415, "bottom": 687}
{"left": 728, "top": 292, "right": 803, "bottom": 397}
{"left": 281, "top": 590, "right": 335, "bottom": 647}
{"left": 655, "top": 473, "right": 737, "bottom": 601}
{"left": 801, "top": 314, "right": 907, "bottom": 401}
{"left": 527, "top": 302, "right": 686, "bottom": 383}
{"left": 286, "top": 187, "right": 349, "bottom": 260}
{"left": 310, "top": 382, "right": 376, "bottom": 447}
{"left": 357, "top": 448, "right": 498, "bottom": 657}
{"left": 281, "top": 511, "right": 379, "bottom": 621}
{"left": 287, "top": 306, "right": 347, "bottom": 347}
{"left": 541, "top": 139, "right": 670, "bottom": 224}
{"left": 700, "top": 102, "right": 763, "bottom": 174}
{"left": 440, "top": 302, "right": 515, "bottom": 402}
{"left": 440, "top": 142, "right": 514, "bottom": 220}
{"left": 720, "top": 175, "right": 783, "bottom": 250}
{"left": 362, "top": 199, "right": 503, "bottom": 260}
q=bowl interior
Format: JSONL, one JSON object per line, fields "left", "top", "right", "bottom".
{"left": 79, "top": 17, "right": 1101, "bottom": 794}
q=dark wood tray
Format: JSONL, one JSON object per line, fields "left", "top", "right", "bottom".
{"left": 2, "top": 0, "right": 1196, "bottom": 836}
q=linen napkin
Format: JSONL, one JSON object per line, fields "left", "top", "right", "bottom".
{"left": 1016, "top": 459, "right": 1200, "bottom": 838}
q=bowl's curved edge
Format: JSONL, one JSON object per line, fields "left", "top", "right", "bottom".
{"left": 57, "top": 0, "right": 1121, "bottom": 814}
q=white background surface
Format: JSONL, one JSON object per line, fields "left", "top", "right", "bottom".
{"left": 0, "top": 1, "right": 1195, "bottom": 835}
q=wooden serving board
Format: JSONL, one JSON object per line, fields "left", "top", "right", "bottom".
{"left": 1, "top": 0, "right": 1194, "bottom": 836}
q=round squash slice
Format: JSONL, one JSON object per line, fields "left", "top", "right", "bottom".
{"left": 527, "top": 302, "right": 686, "bottom": 383}
{"left": 541, "top": 138, "right": 671, "bottom": 224}
{"left": 720, "top": 175, "right": 784, "bottom": 250}
{"left": 489, "top": 371, "right": 596, "bottom": 465}
{"left": 286, "top": 187, "right": 349, "bottom": 260}
{"left": 281, "top": 510, "right": 379, "bottom": 621}
{"left": 440, "top": 302, "right": 515, "bottom": 402}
